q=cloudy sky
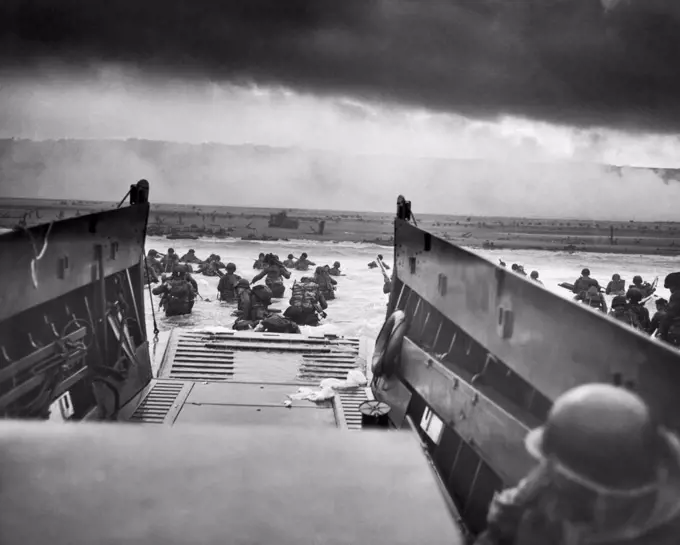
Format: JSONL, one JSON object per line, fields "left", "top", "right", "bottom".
{"left": 1, "top": 0, "right": 679, "bottom": 217}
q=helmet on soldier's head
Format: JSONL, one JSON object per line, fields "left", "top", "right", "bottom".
{"left": 525, "top": 384, "right": 663, "bottom": 492}
{"left": 236, "top": 279, "right": 250, "bottom": 289}
{"left": 333, "top": 261, "right": 340, "bottom": 268}
{"left": 633, "top": 275, "right": 643, "bottom": 284}
{"left": 626, "top": 287, "right": 643, "bottom": 303}
{"left": 226, "top": 262, "right": 236, "bottom": 272}
{"left": 664, "top": 272, "right": 680, "bottom": 290}
{"left": 612, "top": 295, "right": 627, "bottom": 308}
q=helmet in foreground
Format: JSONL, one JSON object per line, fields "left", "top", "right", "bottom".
{"left": 525, "top": 384, "right": 670, "bottom": 493}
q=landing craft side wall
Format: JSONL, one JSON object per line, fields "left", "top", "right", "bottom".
{"left": 377, "top": 214, "right": 680, "bottom": 534}
{"left": 0, "top": 204, "right": 149, "bottom": 322}
{"left": 393, "top": 218, "right": 680, "bottom": 432}
{"left": 0, "top": 199, "right": 153, "bottom": 420}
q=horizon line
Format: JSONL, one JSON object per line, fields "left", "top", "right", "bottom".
{"left": 1, "top": 195, "right": 678, "bottom": 225}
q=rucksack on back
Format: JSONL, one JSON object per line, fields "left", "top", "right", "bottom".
{"left": 252, "top": 285, "right": 273, "bottom": 306}
{"left": 168, "top": 279, "right": 189, "bottom": 299}
{"left": 289, "top": 282, "right": 316, "bottom": 310}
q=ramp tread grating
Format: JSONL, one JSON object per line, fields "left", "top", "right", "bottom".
{"left": 129, "top": 381, "right": 183, "bottom": 424}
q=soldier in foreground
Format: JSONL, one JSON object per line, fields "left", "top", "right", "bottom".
{"left": 659, "top": 272, "right": 680, "bottom": 347}
{"left": 475, "top": 383, "right": 680, "bottom": 545}
{"left": 232, "top": 279, "right": 273, "bottom": 330}
{"left": 152, "top": 265, "right": 197, "bottom": 317}
{"left": 284, "top": 278, "right": 327, "bottom": 326}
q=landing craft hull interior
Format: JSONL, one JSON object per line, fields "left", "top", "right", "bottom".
{"left": 1, "top": 185, "right": 678, "bottom": 543}
{"left": 373, "top": 195, "right": 680, "bottom": 534}
{"left": 0, "top": 182, "right": 464, "bottom": 545}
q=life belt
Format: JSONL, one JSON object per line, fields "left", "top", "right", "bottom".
{"left": 372, "top": 310, "right": 407, "bottom": 378}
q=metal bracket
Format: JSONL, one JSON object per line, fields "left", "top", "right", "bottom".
{"left": 437, "top": 274, "right": 447, "bottom": 296}
{"left": 497, "top": 305, "right": 514, "bottom": 339}
{"left": 57, "top": 255, "right": 70, "bottom": 279}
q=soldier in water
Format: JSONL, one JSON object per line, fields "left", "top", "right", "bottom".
{"left": 606, "top": 273, "right": 626, "bottom": 295}
{"left": 659, "top": 272, "right": 680, "bottom": 347}
{"left": 152, "top": 265, "right": 197, "bottom": 317}
{"left": 575, "top": 284, "right": 607, "bottom": 313}
{"left": 179, "top": 249, "right": 203, "bottom": 264}
{"left": 251, "top": 254, "right": 291, "bottom": 299}
{"left": 217, "top": 263, "right": 241, "bottom": 302}
{"left": 328, "top": 261, "right": 343, "bottom": 276}
{"left": 609, "top": 295, "right": 639, "bottom": 328}
{"left": 313, "top": 266, "right": 337, "bottom": 300}
{"left": 475, "top": 383, "right": 680, "bottom": 545}
{"left": 648, "top": 298, "right": 668, "bottom": 338}
{"left": 284, "top": 278, "right": 327, "bottom": 326}
{"left": 253, "top": 253, "right": 266, "bottom": 270}
{"left": 626, "top": 288, "right": 651, "bottom": 331}
{"left": 572, "top": 268, "right": 601, "bottom": 294}
{"left": 294, "top": 252, "right": 316, "bottom": 271}
{"left": 631, "top": 275, "right": 655, "bottom": 298}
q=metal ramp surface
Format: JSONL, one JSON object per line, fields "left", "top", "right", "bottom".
{"left": 123, "top": 329, "right": 372, "bottom": 429}
{"left": 159, "top": 329, "right": 365, "bottom": 383}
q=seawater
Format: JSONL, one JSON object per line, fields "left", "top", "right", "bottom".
{"left": 143, "top": 236, "right": 677, "bottom": 371}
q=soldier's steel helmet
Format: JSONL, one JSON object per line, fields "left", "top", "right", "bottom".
{"left": 525, "top": 383, "right": 668, "bottom": 493}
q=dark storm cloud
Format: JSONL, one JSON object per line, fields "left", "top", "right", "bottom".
{"left": 1, "top": 0, "right": 679, "bottom": 132}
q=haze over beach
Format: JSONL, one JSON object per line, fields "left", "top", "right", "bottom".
{"left": 1, "top": 0, "right": 679, "bottom": 223}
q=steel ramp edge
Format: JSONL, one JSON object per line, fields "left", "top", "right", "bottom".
{"left": 157, "top": 328, "right": 365, "bottom": 384}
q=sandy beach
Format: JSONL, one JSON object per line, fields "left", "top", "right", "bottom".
{"left": 1, "top": 196, "right": 678, "bottom": 256}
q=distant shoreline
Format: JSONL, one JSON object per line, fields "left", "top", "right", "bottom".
{"left": 1, "top": 197, "right": 678, "bottom": 257}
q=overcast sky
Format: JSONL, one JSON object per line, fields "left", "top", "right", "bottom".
{"left": 1, "top": 0, "right": 679, "bottom": 218}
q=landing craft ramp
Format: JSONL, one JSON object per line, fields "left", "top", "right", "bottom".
{"left": 119, "top": 329, "right": 375, "bottom": 429}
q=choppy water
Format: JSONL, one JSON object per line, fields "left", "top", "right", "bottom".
{"left": 143, "top": 236, "right": 677, "bottom": 369}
